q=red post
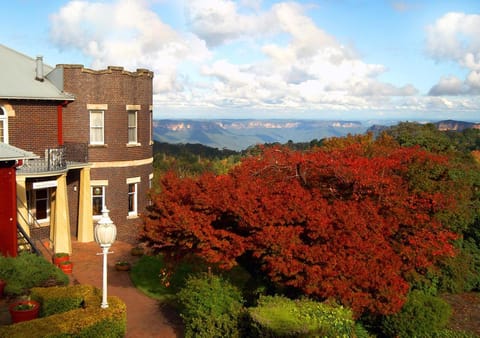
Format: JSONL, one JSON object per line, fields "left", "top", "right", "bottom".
{"left": 57, "top": 104, "right": 63, "bottom": 145}
{"left": 0, "top": 166, "right": 18, "bottom": 256}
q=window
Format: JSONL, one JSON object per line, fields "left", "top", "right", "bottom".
{"left": 27, "top": 188, "right": 50, "bottom": 224}
{"left": 128, "top": 183, "right": 137, "bottom": 216}
{"left": 0, "top": 106, "right": 8, "bottom": 143}
{"left": 128, "top": 110, "right": 137, "bottom": 144}
{"left": 92, "top": 186, "right": 106, "bottom": 217}
{"left": 149, "top": 109, "right": 153, "bottom": 145}
{"left": 148, "top": 173, "right": 153, "bottom": 205}
{"left": 90, "top": 110, "right": 104, "bottom": 144}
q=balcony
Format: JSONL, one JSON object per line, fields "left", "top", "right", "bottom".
{"left": 18, "top": 143, "right": 88, "bottom": 174}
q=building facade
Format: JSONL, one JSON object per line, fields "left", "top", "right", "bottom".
{"left": 62, "top": 65, "right": 154, "bottom": 242}
{"left": 0, "top": 44, "right": 153, "bottom": 254}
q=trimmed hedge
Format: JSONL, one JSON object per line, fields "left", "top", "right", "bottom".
{"left": 31, "top": 285, "right": 90, "bottom": 317}
{"left": 0, "top": 285, "right": 126, "bottom": 338}
{"left": 246, "top": 295, "right": 359, "bottom": 338}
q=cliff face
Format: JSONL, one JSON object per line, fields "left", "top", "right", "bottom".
{"left": 434, "top": 120, "right": 480, "bottom": 131}
{"left": 153, "top": 119, "right": 367, "bottom": 150}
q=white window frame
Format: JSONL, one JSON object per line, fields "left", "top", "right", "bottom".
{"left": 127, "top": 177, "right": 140, "bottom": 217}
{"left": 91, "top": 185, "right": 106, "bottom": 219}
{"left": 128, "top": 183, "right": 137, "bottom": 216}
{"left": 89, "top": 110, "right": 104, "bottom": 145}
{"left": 0, "top": 106, "right": 8, "bottom": 143}
{"left": 127, "top": 110, "right": 137, "bottom": 144}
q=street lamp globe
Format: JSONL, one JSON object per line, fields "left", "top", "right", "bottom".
{"left": 94, "top": 208, "right": 117, "bottom": 309}
{"left": 94, "top": 208, "right": 117, "bottom": 247}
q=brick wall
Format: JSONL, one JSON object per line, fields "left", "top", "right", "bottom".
{"left": 62, "top": 65, "right": 154, "bottom": 242}
{"left": 8, "top": 100, "right": 59, "bottom": 156}
{"left": 62, "top": 65, "right": 153, "bottom": 162}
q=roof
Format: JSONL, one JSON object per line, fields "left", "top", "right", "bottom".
{"left": 0, "top": 142, "right": 38, "bottom": 161}
{"left": 0, "top": 44, "right": 74, "bottom": 101}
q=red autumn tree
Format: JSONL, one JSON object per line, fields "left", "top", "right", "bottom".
{"left": 142, "top": 139, "right": 458, "bottom": 316}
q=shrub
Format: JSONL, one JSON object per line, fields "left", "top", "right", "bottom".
{"left": 177, "top": 273, "right": 244, "bottom": 338}
{"left": 31, "top": 285, "right": 89, "bottom": 317}
{"left": 381, "top": 290, "right": 452, "bottom": 337}
{"left": 0, "top": 252, "right": 68, "bottom": 296}
{"left": 246, "top": 295, "right": 359, "bottom": 338}
{"left": 0, "top": 285, "right": 126, "bottom": 338}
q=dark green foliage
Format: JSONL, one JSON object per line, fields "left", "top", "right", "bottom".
{"left": 383, "top": 122, "right": 452, "bottom": 153}
{"left": 439, "top": 238, "right": 480, "bottom": 293}
{"left": 0, "top": 252, "right": 68, "bottom": 296}
{"left": 381, "top": 290, "right": 452, "bottom": 337}
{"left": 177, "top": 273, "right": 244, "bottom": 338}
{"left": 153, "top": 141, "right": 239, "bottom": 159}
{"left": 153, "top": 141, "right": 241, "bottom": 178}
{"left": 246, "top": 295, "right": 359, "bottom": 338}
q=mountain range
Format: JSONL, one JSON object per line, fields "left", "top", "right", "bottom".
{"left": 153, "top": 119, "right": 480, "bottom": 151}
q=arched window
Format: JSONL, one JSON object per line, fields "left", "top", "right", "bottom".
{"left": 0, "top": 106, "right": 8, "bottom": 143}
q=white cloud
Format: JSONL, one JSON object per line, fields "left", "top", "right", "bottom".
{"left": 48, "top": 0, "right": 479, "bottom": 119}
{"left": 50, "top": 0, "right": 210, "bottom": 92}
{"left": 189, "top": 1, "right": 418, "bottom": 112}
{"left": 185, "top": 0, "right": 275, "bottom": 47}
{"left": 428, "top": 76, "right": 466, "bottom": 96}
{"left": 426, "top": 12, "right": 480, "bottom": 95}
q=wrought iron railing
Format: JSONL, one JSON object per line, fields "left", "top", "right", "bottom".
{"left": 18, "top": 143, "right": 88, "bottom": 174}
{"left": 17, "top": 198, "right": 53, "bottom": 259}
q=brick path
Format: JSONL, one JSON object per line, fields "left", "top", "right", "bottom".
{"left": 71, "top": 240, "right": 183, "bottom": 338}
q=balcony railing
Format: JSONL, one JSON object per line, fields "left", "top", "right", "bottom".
{"left": 18, "top": 143, "right": 88, "bottom": 174}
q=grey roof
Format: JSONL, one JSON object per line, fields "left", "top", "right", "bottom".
{"left": 0, "top": 44, "right": 74, "bottom": 101}
{"left": 0, "top": 142, "right": 38, "bottom": 161}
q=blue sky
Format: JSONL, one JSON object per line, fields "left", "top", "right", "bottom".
{"left": 2, "top": 0, "right": 480, "bottom": 121}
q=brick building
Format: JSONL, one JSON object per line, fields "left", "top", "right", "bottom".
{"left": 0, "top": 44, "right": 153, "bottom": 254}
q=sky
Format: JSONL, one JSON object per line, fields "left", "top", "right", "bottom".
{"left": 2, "top": 0, "right": 480, "bottom": 122}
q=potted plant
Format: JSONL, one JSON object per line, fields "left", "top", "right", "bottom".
{"left": 58, "top": 260, "right": 73, "bottom": 274}
{"left": 115, "top": 261, "right": 131, "bottom": 271}
{"left": 52, "top": 252, "right": 70, "bottom": 267}
{"left": 9, "top": 299, "right": 40, "bottom": 323}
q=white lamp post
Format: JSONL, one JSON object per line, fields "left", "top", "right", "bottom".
{"left": 94, "top": 208, "right": 117, "bottom": 309}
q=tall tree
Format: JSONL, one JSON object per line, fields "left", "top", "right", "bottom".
{"left": 142, "top": 142, "right": 459, "bottom": 316}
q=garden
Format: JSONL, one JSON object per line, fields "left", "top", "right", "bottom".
{"left": 139, "top": 125, "right": 480, "bottom": 337}
{"left": 0, "top": 252, "right": 126, "bottom": 337}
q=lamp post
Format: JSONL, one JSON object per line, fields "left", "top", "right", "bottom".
{"left": 94, "top": 208, "right": 117, "bottom": 309}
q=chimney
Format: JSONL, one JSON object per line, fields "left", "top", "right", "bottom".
{"left": 35, "top": 56, "right": 44, "bottom": 82}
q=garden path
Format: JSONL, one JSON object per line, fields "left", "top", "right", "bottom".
{"left": 71, "top": 240, "right": 183, "bottom": 338}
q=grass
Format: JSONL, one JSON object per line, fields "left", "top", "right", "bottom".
{"left": 130, "top": 254, "right": 206, "bottom": 301}
{"left": 130, "top": 253, "right": 253, "bottom": 302}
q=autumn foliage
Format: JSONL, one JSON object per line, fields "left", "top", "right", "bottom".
{"left": 142, "top": 137, "right": 459, "bottom": 316}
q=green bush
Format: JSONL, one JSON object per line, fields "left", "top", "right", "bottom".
{"left": 0, "top": 252, "right": 68, "bottom": 296}
{"left": 439, "top": 237, "right": 480, "bottom": 293}
{"left": 177, "top": 273, "right": 244, "bottom": 338}
{"left": 246, "top": 295, "right": 359, "bottom": 338}
{"left": 0, "top": 285, "right": 126, "bottom": 338}
{"left": 31, "top": 285, "right": 89, "bottom": 317}
{"left": 382, "top": 290, "right": 452, "bottom": 338}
